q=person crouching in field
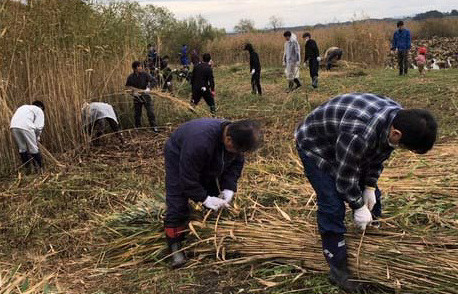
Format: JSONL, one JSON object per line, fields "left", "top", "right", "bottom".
{"left": 191, "top": 53, "right": 216, "bottom": 114}
{"left": 283, "top": 31, "right": 301, "bottom": 92}
{"left": 415, "top": 47, "right": 427, "bottom": 76}
{"left": 10, "top": 100, "right": 45, "bottom": 174}
{"left": 164, "top": 118, "right": 262, "bottom": 268}
{"left": 82, "top": 102, "right": 124, "bottom": 146}
{"left": 295, "top": 93, "right": 437, "bottom": 292}
{"left": 244, "top": 43, "right": 262, "bottom": 95}
{"left": 302, "top": 32, "right": 320, "bottom": 88}
{"left": 324, "top": 47, "right": 343, "bottom": 70}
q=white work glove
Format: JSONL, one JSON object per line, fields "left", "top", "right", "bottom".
{"left": 250, "top": 69, "right": 255, "bottom": 75}
{"left": 220, "top": 189, "right": 234, "bottom": 204}
{"left": 362, "top": 186, "right": 376, "bottom": 211}
{"left": 201, "top": 86, "right": 207, "bottom": 92}
{"left": 317, "top": 56, "right": 321, "bottom": 62}
{"left": 282, "top": 61, "right": 286, "bottom": 67}
{"left": 145, "top": 87, "right": 151, "bottom": 93}
{"left": 353, "top": 205, "right": 373, "bottom": 231}
{"left": 203, "top": 196, "right": 228, "bottom": 211}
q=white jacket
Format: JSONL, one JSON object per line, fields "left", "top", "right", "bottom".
{"left": 10, "top": 105, "right": 45, "bottom": 137}
{"left": 82, "top": 102, "right": 118, "bottom": 127}
{"left": 283, "top": 33, "right": 301, "bottom": 64}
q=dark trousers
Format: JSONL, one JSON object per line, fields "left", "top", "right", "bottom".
{"left": 251, "top": 71, "right": 262, "bottom": 95}
{"left": 397, "top": 49, "right": 409, "bottom": 75}
{"left": 191, "top": 88, "right": 216, "bottom": 113}
{"left": 86, "top": 118, "right": 120, "bottom": 145}
{"left": 297, "top": 148, "right": 381, "bottom": 268}
{"left": 309, "top": 58, "right": 319, "bottom": 80}
{"left": 134, "top": 94, "right": 156, "bottom": 128}
{"left": 164, "top": 142, "right": 219, "bottom": 228}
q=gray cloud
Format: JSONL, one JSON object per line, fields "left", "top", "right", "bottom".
{"left": 138, "top": 0, "right": 457, "bottom": 30}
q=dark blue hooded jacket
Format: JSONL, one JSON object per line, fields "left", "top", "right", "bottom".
{"left": 391, "top": 28, "right": 411, "bottom": 51}
{"left": 165, "top": 118, "right": 245, "bottom": 202}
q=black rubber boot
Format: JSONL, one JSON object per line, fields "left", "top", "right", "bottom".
{"left": 19, "top": 152, "right": 31, "bottom": 173}
{"left": 169, "top": 241, "right": 187, "bottom": 269}
{"left": 287, "top": 81, "right": 294, "bottom": 92}
{"left": 329, "top": 263, "right": 367, "bottom": 293}
{"left": 30, "top": 152, "right": 43, "bottom": 173}
{"left": 293, "top": 78, "right": 302, "bottom": 90}
{"left": 210, "top": 105, "right": 216, "bottom": 115}
{"left": 312, "top": 76, "right": 318, "bottom": 88}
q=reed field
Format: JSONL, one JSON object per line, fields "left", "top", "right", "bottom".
{"left": 1, "top": 1, "right": 458, "bottom": 293}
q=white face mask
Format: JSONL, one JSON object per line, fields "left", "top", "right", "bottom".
{"left": 388, "top": 140, "right": 399, "bottom": 149}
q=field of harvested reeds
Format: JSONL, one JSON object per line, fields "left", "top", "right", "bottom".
{"left": 1, "top": 65, "right": 457, "bottom": 293}
{"left": 1, "top": 1, "right": 458, "bottom": 293}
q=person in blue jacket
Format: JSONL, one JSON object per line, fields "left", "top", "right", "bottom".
{"left": 391, "top": 21, "right": 412, "bottom": 76}
{"left": 180, "top": 44, "right": 189, "bottom": 67}
{"left": 164, "top": 118, "right": 262, "bottom": 268}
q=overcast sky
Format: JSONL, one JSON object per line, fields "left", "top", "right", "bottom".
{"left": 137, "top": 0, "right": 457, "bottom": 31}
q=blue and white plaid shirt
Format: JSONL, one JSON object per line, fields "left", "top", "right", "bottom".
{"left": 295, "top": 93, "right": 402, "bottom": 209}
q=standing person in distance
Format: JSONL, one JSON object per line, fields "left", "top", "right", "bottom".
{"left": 190, "top": 53, "right": 216, "bottom": 114}
{"left": 125, "top": 61, "right": 158, "bottom": 132}
{"left": 180, "top": 44, "right": 189, "bottom": 68}
{"left": 282, "top": 31, "right": 301, "bottom": 92}
{"left": 244, "top": 43, "right": 262, "bottom": 95}
{"left": 302, "top": 32, "right": 320, "bottom": 88}
{"left": 10, "top": 100, "right": 45, "bottom": 173}
{"left": 391, "top": 20, "right": 412, "bottom": 76}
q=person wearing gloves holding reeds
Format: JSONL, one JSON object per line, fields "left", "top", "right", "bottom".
{"left": 243, "top": 43, "right": 262, "bottom": 95}
{"left": 125, "top": 61, "right": 158, "bottom": 132}
{"left": 190, "top": 53, "right": 216, "bottom": 114}
{"left": 302, "top": 32, "right": 320, "bottom": 88}
{"left": 295, "top": 93, "right": 437, "bottom": 293}
{"left": 81, "top": 102, "right": 124, "bottom": 146}
{"left": 164, "top": 118, "right": 262, "bottom": 268}
{"left": 283, "top": 31, "right": 301, "bottom": 92}
{"left": 10, "top": 100, "right": 45, "bottom": 173}
{"left": 391, "top": 21, "right": 412, "bottom": 76}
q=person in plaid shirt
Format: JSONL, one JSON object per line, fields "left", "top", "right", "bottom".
{"left": 295, "top": 93, "right": 437, "bottom": 292}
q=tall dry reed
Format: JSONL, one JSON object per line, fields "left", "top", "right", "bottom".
{"left": 207, "top": 18, "right": 458, "bottom": 67}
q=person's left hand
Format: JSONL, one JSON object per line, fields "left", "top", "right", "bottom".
{"left": 362, "top": 187, "right": 376, "bottom": 211}
{"left": 220, "top": 189, "right": 234, "bottom": 204}
{"left": 251, "top": 69, "right": 255, "bottom": 75}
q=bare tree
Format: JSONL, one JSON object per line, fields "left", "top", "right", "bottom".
{"left": 234, "top": 19, "right": 256, "bottom": 34}
{"left": 268, "top": 16, "right": 283, "bottom": 32}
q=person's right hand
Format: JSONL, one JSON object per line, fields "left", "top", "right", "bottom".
{"left": 353, "top": 205, "right": 373, "bottom": 231}
{"left": 203, "top": 196, "right": 228, "bottom": 211}
{"left": 251, "top": 69, "right": 255, "bottom": 75}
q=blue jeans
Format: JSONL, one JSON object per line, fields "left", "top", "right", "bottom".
{"left": 297, "top": 148, "right": 381, "bottom": 234}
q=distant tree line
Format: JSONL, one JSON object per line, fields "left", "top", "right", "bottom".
{"left": 413, "top": 10, "right": 458, "bottom": 20}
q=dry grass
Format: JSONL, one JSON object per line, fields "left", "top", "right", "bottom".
{"left": 207, "top": 19, "right": 458, "bottom": 67}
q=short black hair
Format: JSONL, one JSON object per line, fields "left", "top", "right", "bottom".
{"left": 227, "top": 120, "right": 263, "bottom": 153}
{"left": 162, "top": 55, "right": 169, "bottom": 59}
{"left": 32, "top": 100, "right": 45, "bottom": 111}
{"left": 202, "top": 53, "right": 211, "bottom": 63}
{"left": 132, "top": 61, "right": 142, "bottom": 70}
{"left": 243, "top": 43, "right": 253, "bottom": 51}
{"left": 397, "top": 21, "right": 404, "bottom": 28}
{"left": 283, "top": 31, "right": 291, "bottom": 37}
{"left": 147, "top": 43, "right": 152, "bottom": 47}
{"left": 302, "top": 32, "right": 311, "bottom": 38}
{"left": 392, "top": 109, "right": 437, "bottom": 154}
